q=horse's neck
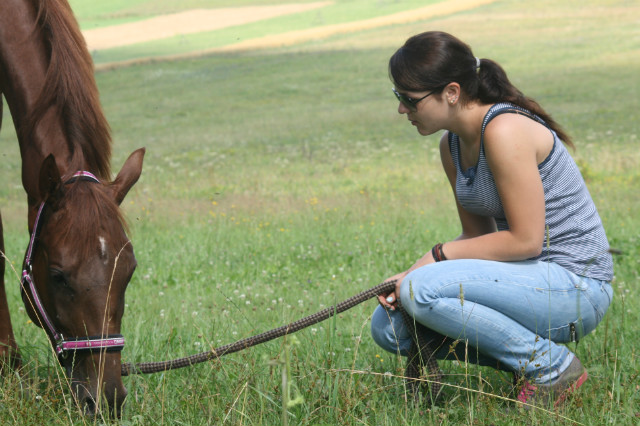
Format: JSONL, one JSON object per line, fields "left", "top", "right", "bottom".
{"left": 0, "top": 0, "right": 74, "bottom": 201}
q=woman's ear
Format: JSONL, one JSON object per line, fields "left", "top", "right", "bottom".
{"left": 444, "top": 83, "right": 461, "bottom": 105}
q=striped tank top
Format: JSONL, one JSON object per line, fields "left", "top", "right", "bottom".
{"left": 448, "top": 103, "right": 613, "bottom": 281}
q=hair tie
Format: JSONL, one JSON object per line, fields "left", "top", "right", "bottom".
{"left": 475, "top": 56, "right": 481, "bottom": 70}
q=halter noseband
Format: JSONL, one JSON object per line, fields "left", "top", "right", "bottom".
{"left": 21, "top": 171, "right": 125, "bottom": 358}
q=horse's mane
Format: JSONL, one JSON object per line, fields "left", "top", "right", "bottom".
{"left": 25, "top": 0, "right": 112, "bottom": 180}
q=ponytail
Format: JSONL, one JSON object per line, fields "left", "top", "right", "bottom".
{"left": 476, "top": 59, "right": 573, "bottom": 147}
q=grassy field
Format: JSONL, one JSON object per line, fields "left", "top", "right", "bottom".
{"left": 70, "top": 0, "right": 330, "bottom": 27}
{"left": 76, "top": 0, "right": 448, "bottom": 65}
{"left": 0, "top": 0, "right": 639, "bottom": 424}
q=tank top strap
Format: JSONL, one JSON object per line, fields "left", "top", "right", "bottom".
{"left": 481, "top": 103, "right": 552, "bottom": 139}
{"left": 449, "top": 103, "right": 552, "bottom": 159}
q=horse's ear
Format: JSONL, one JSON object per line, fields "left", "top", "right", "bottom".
{"left": 109, "top": 148, "right": 145, "bottom": 205}
{"left": 38, "top": 154, "right": 64, "bottom": 206}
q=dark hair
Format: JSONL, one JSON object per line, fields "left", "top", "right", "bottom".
{"left": 389, "top": 31, "right": 573, "bottom": 147}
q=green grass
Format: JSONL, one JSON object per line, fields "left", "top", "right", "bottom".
{"left": 71, "top": 0, "right": 328, "bottom": 29}
{"left": 1, "top": 0, "right": 639, "bottom": 424}
{"left": 77, "top": 0, "right": 446, "bottom": 65}
{"left": 72, "top": 0, "right": 443, "bottom": 29}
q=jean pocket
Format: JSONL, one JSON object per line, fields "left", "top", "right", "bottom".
{"left": 581, "top": 282, "right": 613, "bottom": 324}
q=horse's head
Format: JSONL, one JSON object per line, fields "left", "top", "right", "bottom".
{"left": 22, "top": 148, "right": 144, "bottom": 417}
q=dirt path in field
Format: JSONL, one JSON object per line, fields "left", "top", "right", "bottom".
{"left": 83, "top": 2, "right": 333, "bottom": 51}
{"left": 88, "top": 0, "right": 497, "bottom": 70}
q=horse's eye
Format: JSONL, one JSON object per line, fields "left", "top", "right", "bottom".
{"left": 49, "top": 269, "right": 69, "bottom": 288}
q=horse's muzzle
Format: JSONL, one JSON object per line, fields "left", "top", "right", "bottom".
{"left": 66, "top": 351, "right": 127, "bottom": 417}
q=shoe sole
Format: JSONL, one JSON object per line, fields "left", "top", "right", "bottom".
{"left": 553, "top": 369, "right": 588, "bottom": 408}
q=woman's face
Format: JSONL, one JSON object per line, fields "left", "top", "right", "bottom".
{"left": 393, "top": 87, "right": 448, "bottom": 136}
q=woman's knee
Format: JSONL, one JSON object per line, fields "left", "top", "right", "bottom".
{"left": 398, "top": 267, "right": 440, "bottom": 315}
{"left": 399, "top": 262, "right": 473, "bottom": 314}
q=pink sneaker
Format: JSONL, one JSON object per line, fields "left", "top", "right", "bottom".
{"left": 517, "top": 356, "right": 588, "bottom": 409}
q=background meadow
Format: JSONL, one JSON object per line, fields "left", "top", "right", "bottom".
{"left": 0, "top": 0, "right": 638, "bottom": 424}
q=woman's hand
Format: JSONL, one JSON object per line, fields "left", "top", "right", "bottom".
{"left": 378, "top": 247, "right": 440, "bottom": 310}
{"left": 378, "top": 271, "right": 408, "bottom": 311}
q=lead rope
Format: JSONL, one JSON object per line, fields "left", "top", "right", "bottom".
{"left": 121, "top": 279, "right": 442, "bottom": 403}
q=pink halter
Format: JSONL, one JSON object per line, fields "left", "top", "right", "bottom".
{"left": 21, "top": 171, "right": 125, "bottom": 358}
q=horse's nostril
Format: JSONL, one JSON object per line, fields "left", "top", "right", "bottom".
{"left": 83, "top": 396, "right": 97, "bottom": 416}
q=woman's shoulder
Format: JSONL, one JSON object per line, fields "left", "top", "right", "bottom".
{"left": 483, "top": 103, "right": 547, "bottom": 143}
{"left": 484, "top": 111, "right": 535, "bottom": 138}
{"left": 483, "top": 109, "right": 555, "bottom": 164}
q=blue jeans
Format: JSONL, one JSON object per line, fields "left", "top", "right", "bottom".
{"left": 371, "top": 259, "right": 612, "bottom": 381}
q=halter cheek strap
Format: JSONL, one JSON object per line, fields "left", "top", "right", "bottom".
{"left": 21, "top": 171, "right": 125, "bottom": 358}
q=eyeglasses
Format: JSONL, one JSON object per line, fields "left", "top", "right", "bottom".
{"left": 392, "top": 87, "right": 435, "bottom": 111}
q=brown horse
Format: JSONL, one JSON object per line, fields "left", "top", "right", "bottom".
{"left": 0, "top": 0, "right": 143, "bottom": 417}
